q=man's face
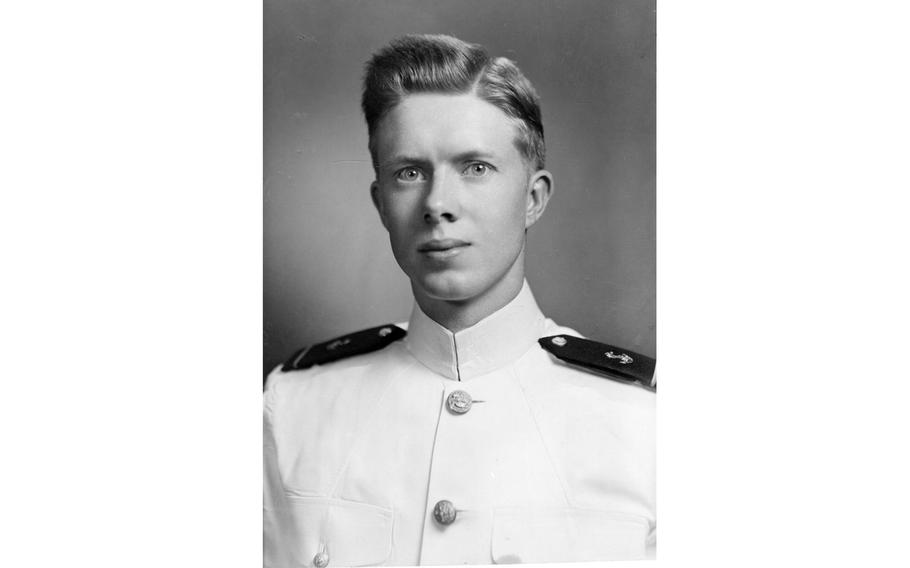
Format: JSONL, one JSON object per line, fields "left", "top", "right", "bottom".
{"left": 371, "top": 93, "right": 549, "bottom": 305}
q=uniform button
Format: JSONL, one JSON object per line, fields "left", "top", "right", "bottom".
{"left": 551, "top": 336, "right": 567, "bottom": 347}
{"left": 433, "top": 499, "right": 457, "bottom": 525}
{"left": 313, "top": 551, "right": 329, "bottom": 568}
{"left": 446, "top": 390, "right": 473, "bottom": 414}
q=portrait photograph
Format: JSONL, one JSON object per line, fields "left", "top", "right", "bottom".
{"left": 264, "top": 0, "right": 656, "bottom": 564}
{"left": 5, "top": 1, "right": 910, "bottom": 568}
{"left": 5, "top": 2, "right": 909, "bottom": 568}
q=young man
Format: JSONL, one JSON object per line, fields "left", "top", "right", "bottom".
{"left": 264, "top": 34, "right": 655, "bottom": 566}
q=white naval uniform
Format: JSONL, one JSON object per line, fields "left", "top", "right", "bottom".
{"left": 264, "top": 283, "right": 655, "bottom": 566}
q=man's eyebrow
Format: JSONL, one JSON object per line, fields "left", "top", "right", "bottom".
{"left": 450, "top": 150, "right": 499, "bottom": 163}
{"left": 378, "top": 155, "right": 429, "bottom": 170}
{"left": 378, "top": 150, "right": 501, "bottom": 171}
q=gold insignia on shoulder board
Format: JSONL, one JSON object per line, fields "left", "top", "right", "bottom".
{"left": 605, "top": 351, "right": 634, "bottom": 365}
{"left": 326, "top": 338, "right": 352, "bottom": 351}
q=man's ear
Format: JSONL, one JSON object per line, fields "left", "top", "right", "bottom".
{"left": 525, "top": 169, "right": 554, "bottom": 228}
{"left": 370, "top": 181, "right": 388, "bottom": 229}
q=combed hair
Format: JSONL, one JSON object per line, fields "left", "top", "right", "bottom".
{"left": 361, "top": 34, "right": 545, "bottom": 172}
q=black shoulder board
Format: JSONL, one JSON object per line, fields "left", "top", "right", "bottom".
{"left": 539, "top": 335, "right": 656, "bottom": 392}
{"left": 281, "top": 324, "right": 407, "bottom": 372}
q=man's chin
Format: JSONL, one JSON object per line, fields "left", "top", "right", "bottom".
{"left": 411, "top": 273, "right": 478, "bottom": 304}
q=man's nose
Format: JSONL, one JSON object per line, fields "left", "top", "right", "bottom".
{"left": 423, "top": 171, "right": 460, "bottom": 224}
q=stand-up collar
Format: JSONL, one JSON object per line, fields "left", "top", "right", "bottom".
{"left": 405, "top": 281, "right": 547, "bottom": 381}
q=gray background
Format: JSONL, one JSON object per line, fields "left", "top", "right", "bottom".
{"left": 264, "top": 0, "right": 655, "bottom": 377}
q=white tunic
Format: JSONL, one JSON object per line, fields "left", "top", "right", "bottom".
{"left": 264, "top": 283, "right": 656, "bottom": 566}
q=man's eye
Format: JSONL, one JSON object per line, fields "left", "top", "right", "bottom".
{"left": 395, "top": 168, "right": 424, "bottom": 182}
{"left": 463, "top": 163, "right": 492, "bottom": 177}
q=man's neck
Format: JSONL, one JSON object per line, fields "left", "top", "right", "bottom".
{"left": 413, "top": 268, "right": 526, "bottom": 334}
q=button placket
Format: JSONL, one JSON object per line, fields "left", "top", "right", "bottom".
{"left": 420, "top": 382, "right": 495, "bottom": 562}
{"left": 430, "top": 387, "right": 472, "bottom": 531}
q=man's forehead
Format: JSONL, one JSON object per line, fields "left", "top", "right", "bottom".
{"left": 375, "top": 93, "right": 524, "bottom": 160}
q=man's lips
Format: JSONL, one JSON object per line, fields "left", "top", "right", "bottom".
{"left": 417, "top": 238, "right": 471, "bottom": 252}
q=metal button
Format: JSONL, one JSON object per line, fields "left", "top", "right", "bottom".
{"left": 313, "top": 551, "right": 329, "bottom": 568}
{"left": 378, "top": 327, "right": 392, "bottom": 337}
{"left": 446, "top": 390, "right": 473, "bottom": 414}
{"left": 551, "top": 336, "right": 567, "bottom": 347}
{"left": 433, "top": 499, "right": 457, "bottom": 525}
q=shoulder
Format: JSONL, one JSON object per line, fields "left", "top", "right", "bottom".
{"left": 536, "top": 321, "right": 656, "bottom": 393}
{"left": 522, "top": 323, "right": 655, "bottom": 465}
{"left": 264, "top": 323, "right": 407, "bottom": 394}
{"left": 280, "top": 324, "right": 407, "bottom": 372}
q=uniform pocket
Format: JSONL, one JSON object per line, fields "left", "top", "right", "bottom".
{"left": 491, "top": 508, "right": 649, "bottom": 563}
{"left": 285, "top": 495, "right": 393, "bottom": 567}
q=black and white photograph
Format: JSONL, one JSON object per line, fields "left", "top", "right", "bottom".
{"left": 8, "top": 2, "right": 910, "bottom": 568}
{"left": 264, "top": 0, "right": 656, "bottom": 564}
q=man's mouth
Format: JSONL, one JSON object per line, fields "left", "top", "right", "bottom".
{"left": 417, "top": 238, "right": 470, "bottom": 258}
